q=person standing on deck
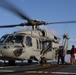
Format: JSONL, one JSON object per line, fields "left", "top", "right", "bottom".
{"left": 57, "top": 46, "right": 65, "bottom": 65}
{"left": 70, "top": 45, "right": 76, "bottom": 64}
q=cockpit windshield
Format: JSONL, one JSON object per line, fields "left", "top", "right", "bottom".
{"left": 0, "top": 34, "right": 9, "bottom": 43}
{"left": 11, "top": 35, "right": 23, "bottom": 43}
{"left": 0, "top": 34, "right": 24, "bottom": 43}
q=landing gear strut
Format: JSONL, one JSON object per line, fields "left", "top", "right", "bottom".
{"left": 28, "top": 59, "right": 32, "bottom": 64}
{"left": 8, "top": 60, "right": 15, "bottom": 66}
{"left": 40, "top": 57, "right": 47, "bottom": 64}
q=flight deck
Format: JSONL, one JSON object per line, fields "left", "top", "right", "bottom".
{"left": 0, "top": 61, "right": 76, "bottom": 75}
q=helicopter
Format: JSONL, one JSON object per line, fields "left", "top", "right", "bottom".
{"left": 0, "top": 0, "right": 74, "bottom": 65}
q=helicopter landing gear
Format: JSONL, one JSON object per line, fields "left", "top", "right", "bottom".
{"left": 8, "top": 60, "right": 16, "bottom": 66}
{"left": 40, "top": 57, "right": 47, "bottom": 64}
{"left": 28, "top": 59, "right": 32, "bottom": 64}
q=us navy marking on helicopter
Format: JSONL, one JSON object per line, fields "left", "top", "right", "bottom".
{"left": 0, "top": 0, "right": 75, "bottom": 65}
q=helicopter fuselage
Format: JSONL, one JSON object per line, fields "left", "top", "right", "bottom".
{"left": 0, "top": 30, "right": 59, "bottom": 62}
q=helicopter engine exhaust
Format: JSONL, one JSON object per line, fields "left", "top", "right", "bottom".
{"left": 41, "top": 30, "right": 60, "bottom": 43}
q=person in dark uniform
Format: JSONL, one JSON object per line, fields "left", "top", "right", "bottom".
{"left": 61, "top": 46, "right": 65, "bottom": 64}
{"left": 57, "top": 46, "right": 65, "bottom": 65}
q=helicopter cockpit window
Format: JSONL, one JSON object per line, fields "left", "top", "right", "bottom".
{"left": 5, "top": 35, "right": 13, "bottom": 43}
{"left": 2, "top": 35, "right": 23, "bottom": 43}
{"left": 0, "top": 34, "right": 9, "bottom": 43}
{"left": 26, "top": 36, "right": 32, "bottom": 46}
{"left": 12, "top": 35, "right": 23, "bottom": 43}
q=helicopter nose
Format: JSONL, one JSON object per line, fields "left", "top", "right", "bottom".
{"left": 0, "top": 45, "right": 4, "bottom": 56}
{"left": 0, "top": 45, "right": 13, "bottom": 57}
{"left": 0, "top": 47, "right": 7, "bottom": 58}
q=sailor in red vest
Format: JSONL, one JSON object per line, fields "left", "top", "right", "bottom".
{"left": 73, "top": 46, "right": 76, "bottom": 60}
{"left": 70, "top": 45, "right": 76, "bottom": 64}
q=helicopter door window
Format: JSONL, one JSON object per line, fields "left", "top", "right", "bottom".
{"left": 26, "top": 36, "right": 32, "bottom": 46}
{"left": 39, "top": 40, "right": 42, "bottom": 49}
{"left": 36, "top": 39, "right": 41, "bottom": 49}
{"left": 36, "top": 39, "right": 39, "bottom": 49}
{"left": 42, "top": 41, "right": 52, "bottom": 51}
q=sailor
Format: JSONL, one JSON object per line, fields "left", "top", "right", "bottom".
{"left": 57, "top": 46, "right": 65, "bottom": 65}
{"left": 70, "top": 45, "right": 76, "bottom": 64}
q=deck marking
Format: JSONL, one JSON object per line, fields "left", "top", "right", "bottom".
{"left": 51, "top": 72, "right": 76, "bottom": 74}
{"left": 0, "top": 70, "right": 15, "bottom": 72}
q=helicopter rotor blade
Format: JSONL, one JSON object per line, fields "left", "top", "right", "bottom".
{"left": 0, "top": 23, "right": 26, "bottom": 28}
{"left": 0, "top": 25, "right": 18, "bottom": 28}
{"left": 0, "top": 0, "right": 31, "bottom": 22}
{"left": 49, "top": 20, "right": 76, "bottom": 24}
{"left": 0, "top": 20, "right": 76, "bottom": 28}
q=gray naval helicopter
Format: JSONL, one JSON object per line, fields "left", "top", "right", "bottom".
{"left": 0, "top": 0, "right": 74, "bottom": 65}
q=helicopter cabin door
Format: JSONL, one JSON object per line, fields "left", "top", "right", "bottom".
{"left": 41, "top": 41, "right": 55, "bottom": 59}
{"left": 24, "top": 35, "right": 41, "bottom": 60}
{"left": 23, "top": 35, "right": 33, "bottom": 59}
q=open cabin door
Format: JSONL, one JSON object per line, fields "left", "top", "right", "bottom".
{"left": 40, "top": 41, "right": 53, "bottom": 59}
{"left": 41, "top": 40, "right": 59, "bottom": 60}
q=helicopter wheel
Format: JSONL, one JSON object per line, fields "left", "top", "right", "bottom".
{"left": 28, "top": 59, "right": 32, "bottom": 64}
{"left": 8, "top": 60, "right": 16, "bottom": 66}
{"left": 40, "top": 57, "right": 47, "bottom": 64}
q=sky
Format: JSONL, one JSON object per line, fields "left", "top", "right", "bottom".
{"left": 0, "top": 0, "right": 76, "bottom": 49}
